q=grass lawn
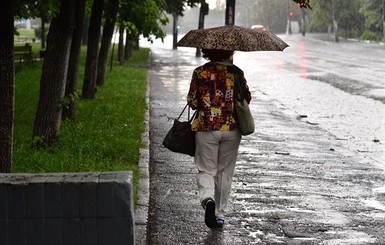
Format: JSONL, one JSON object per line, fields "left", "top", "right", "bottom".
{"left": 13, "top": 47, "right": 150, "bottom": 204}
{"left": 14, "top": 28, "right": 36, "bottom": 44}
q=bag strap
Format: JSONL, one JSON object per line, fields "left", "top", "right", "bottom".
{"left": 232, "top": 66, "right": 244, "bottom": 102}
{"left": 178, "top": 104, "right": 197, "bottom": 122}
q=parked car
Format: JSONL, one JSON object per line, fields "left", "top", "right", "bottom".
{"left": 251, "top": 24, "right": 267, "bottom": 32}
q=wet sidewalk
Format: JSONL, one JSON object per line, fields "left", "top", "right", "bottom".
{"left": 141, "top": 46, "right": 385, "bottom": 244}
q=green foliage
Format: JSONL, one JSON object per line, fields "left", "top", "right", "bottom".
{"left": 359, "top": 0, "right": 383, "bottom": 33}
{"left": 14, "top": 28, "right": 36, "bottom": 45}
{"left": 307, "top": 0, "right": 382, "bottom": 40}
{"left": 163, "top": 0, "right": 200, "bottom": 16}
{"left": 13, "top": 47, "right": 150, "bottom": 203}
{"left": 119, "top": 0, "right": 168, "bottom": 41}
{"left": 15, "top": 0, "right": 58, "bottom": 20}
{"left": 14, "top": 28, "right": 35, "bottom": 38}
{"left": 61, "top": 92, "right": 79, "bottom": 109}
{"left": 127, "top": 48, "right": 151, "bottom": 65}
{"left": 338, "top": 9, "right": 365, "bottom": 38}
{"left": 292, "top": 0, "right": 312, "bottom": 9}
{"left": 308, "top": 0, "right": 332, "bottom": 32}
{"left": 337, "top": 0, "right": 364, "bottom": 38}
{"left": 360, "top": 30, "right": 383, "bottom": 42}
{"left": 134, "top": 0, "right": 168, "bottom": 40}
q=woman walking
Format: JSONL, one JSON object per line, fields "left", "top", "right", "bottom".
{"left": 187, "top": 48, "right": 251, "bottom": 228}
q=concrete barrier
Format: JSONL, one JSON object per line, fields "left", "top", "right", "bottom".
{"left": 0, "top": 171, "right": 135, "bottom": 245}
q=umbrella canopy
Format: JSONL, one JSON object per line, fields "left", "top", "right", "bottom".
{"left": 177, "top": 25, "right": 289, "bottom": 52}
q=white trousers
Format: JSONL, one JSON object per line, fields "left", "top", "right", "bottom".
{"left": 195, "top": 130, "right": 241, "bottom": 219}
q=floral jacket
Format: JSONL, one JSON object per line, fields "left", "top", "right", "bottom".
{"left": 187, "top": 62, "right": 251, "bottom": 132}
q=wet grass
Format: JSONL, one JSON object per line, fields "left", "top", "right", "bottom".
{"left": 13, "top": 47, "right": 150, "bottom": 204}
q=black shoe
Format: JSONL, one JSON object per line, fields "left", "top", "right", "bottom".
{"left": 204, "top": 199, "right": 216, "bottom": 228}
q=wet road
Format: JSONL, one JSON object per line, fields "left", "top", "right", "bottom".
{"left": 143, "top": 34, "right": 385, "bottom": 244}
{"left": 235, "top": 34, "right": 385, "bottom": 164}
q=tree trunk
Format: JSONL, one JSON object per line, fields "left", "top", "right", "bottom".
{"left": 383, "top": 0, "right": 385, "bottom": 46}
{"left": 33, "top": 0, "right": 76, "bottom": 147}
{"left": 82, "top": 0, "right": 104, "bottom": 99}
{"left": 96, "top": 0, "right": 119, "bottom": 87}
{"left": 0, "top": 0, "right": 15, "bottom": 173}
{"left": 331, "top": 0, "right": 339, "bottom": 42}
{"left": 41, "top": 15, "right": 47, "bottom": 49}
{"left": 124, "top": 30, "right": 133, "bottom": 61}
{"left": 301, "top": 8, "right": 306, "bottom": 36}
{"left": 82, "top": 18, "right": 90, "bottom": 45}
{"left": 118, "top": 25, "right": 124, "bottom": 65}
{"left": 134, "top": 36, "right": 140, "bottom": 50}
{"left": 63, "top": 0, "right": 86, "bottom": 121}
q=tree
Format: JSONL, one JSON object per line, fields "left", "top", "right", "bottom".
{"left": 307, "top": 0, "right": 331, "bottom": 32}
{"left": 136, "top": 0, "right": 168, "bottom": 42}
{"left": 1, "top": 0, "right": 56, "bottom": 168}
{"left": 0, "top": 0, "right": 15, "bottom": 172}
{"left": 117, "top": 4, "right": 136, "bottom": 63}
{"left": 82, "top": 0, "right": 104, "bottom": 99}
{"left": 307, "top": 0, "right": 365, "bottom": 41}
{"left": 124, "top": 29, "right": 137, "bottom": 61}
{"left": 35, "top": 0, "right": 54, "bottom": 49}
{"left": 163, "top": 0, "right": 201, "bottom": 49}
{"left": 359, "top": 0, "right": 384, "bottom": 41}
{"left": 62, "top": 0, "right": 87, "bottom": 120}
{"left": 338, "top": 1, "right": 364, "bottom": 38}
{"left": 96, "top": 0, "right": 119, "bottom": 87}
{"left": 33, "top": 0, "right": 77, "bottom": 147}
{"left": 118, "top": 25, "right": 125, "bottom": 64}
{"left": 117, "top": 0, "right": 168, "bottom": 63}
{"left": 383, "top": 0, "right": 385, "bottom": 43}
{"left": 14, "top": 0, "right": 54, "bottom": 49}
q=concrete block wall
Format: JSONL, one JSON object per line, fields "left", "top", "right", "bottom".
{"left": 0, "top": 171, "right": 135, "bottom": 245}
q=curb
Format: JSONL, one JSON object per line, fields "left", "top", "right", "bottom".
{"left": 134, "top": 52, "right": 151, "bottom": 245}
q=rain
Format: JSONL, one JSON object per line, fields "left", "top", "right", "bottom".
{"left": 142, "top": 0, "right": 385, "bottom": 243}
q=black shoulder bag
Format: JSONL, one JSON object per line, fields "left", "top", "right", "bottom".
{"left": 162, "top": 105, "right": 197, "bottom": 156}
{"left": 233, "top": 68, "right": 255, "bottom": 136}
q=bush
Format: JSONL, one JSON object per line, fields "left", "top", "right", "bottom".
{"left": 360, "top": 30, "right": 383, "bottom": 42}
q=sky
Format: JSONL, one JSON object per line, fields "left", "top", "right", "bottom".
{"left": 206, "top": 0, "right": 224, "bottom": 9}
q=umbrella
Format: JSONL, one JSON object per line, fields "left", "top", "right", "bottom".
{"left": 177, "top": 25, "right": 289, "bottom": 51}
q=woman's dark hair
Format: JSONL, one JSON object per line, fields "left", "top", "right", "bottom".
{"left": 201, "top": 49, "right": 234, "bottom": 62}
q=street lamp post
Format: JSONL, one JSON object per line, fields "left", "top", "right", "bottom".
{"left": 265, "top": 0, "right": 269, "bottom": 29}
{"left": 172, "top": 14, "right": 179, "bottom": 49}
{"left": 225, "top": 0, "right": 235, "bottom": 25}
{"left": 196, "top": 2, "right": 209, "bottom": 57}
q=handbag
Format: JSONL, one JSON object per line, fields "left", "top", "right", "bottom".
{"left": 234, "top": 73, "right": 255, "bottom": 136}
{"left": 162, "top": 104, "right": 196, "bottom": 156}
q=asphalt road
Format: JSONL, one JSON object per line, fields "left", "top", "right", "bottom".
{"left": 236, "top": 34, "right": 385, "bottom": 164}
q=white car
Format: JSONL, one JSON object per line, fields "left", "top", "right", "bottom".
{"left": 251, "top": 25, "right": 267, "bottom": 32}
